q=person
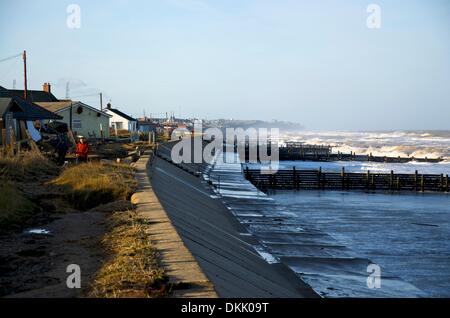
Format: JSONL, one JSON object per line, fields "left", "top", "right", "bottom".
{"left": 55, "top": 133, "right": 69, "bottom": 166}
{"left": 75, "top": 136, "right": 89, "bottom": 163}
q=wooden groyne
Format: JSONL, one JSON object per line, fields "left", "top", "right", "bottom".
{"left": 234, "top": 143, "right": 443, "bottom": 163}
{"left": 277, "top": 149, "right": 443, "bottom": 163}
{"left": 244, "top": 167, "right": 450, "bottom": 193}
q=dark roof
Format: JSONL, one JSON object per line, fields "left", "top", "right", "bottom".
{"left": 107, "top": 108, "right": 137, "bottom": 121}
{"left": 0, "top": 85, "right": 59, "bottom": 102}
{"left": 0, "top": 98, "right": 21, "bottom": 116}
{"left": 0, "top": 86, "right": 13, "bottom": 98}
{"left": 0, "top": 96, "right": 62, "bottom": 120}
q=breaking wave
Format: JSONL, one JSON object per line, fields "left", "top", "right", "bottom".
{"left": 281, "top": 130, "right": 450, "bottom": 159}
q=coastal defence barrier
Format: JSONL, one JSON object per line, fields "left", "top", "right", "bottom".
{"left": 275, "top": 150, "right": 443, "bottom": 163}
{"left": 155, "top": 141, "right": 211, "bottom": 177}
{"left": 154, "top": 139, "right": 448, "bottom": 193}
{"left": 151, "top": 141, "right": 319, "bottom": 297}
{"left": 157, "top": 138, "right": 442, "bottom": 164}
{"left": 244, "top": 167, "right": 450, "bottom": 193}
{"left": 236, "top": 143, "right": 443, "bottom": 163}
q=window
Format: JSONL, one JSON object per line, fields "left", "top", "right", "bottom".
{"left": 73, "top": 119, "right": 82, "bottom": 129}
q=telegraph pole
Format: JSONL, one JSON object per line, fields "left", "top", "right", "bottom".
{"left": 66, "top": 81, "right": 70, "bottom": 99}
{"left": 70, "top": 101, "right": 73, "bottom": 131}
{"left": 99, "top": 93, "right": 103, "bottom": 111}
{"left": 23, "top": 50, "right": 28, "bottom": 100}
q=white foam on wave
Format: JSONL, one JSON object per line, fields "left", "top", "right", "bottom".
{"left": 280, "top": 130, "right": 450, "bottom": 159}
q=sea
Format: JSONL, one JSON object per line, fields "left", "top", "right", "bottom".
{"left": 207, "top": 130, "right": 450, "bottom": 297}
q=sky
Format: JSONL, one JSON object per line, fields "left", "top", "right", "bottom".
{"left": 0, "top": 0, "right": 449, "bottom": 130}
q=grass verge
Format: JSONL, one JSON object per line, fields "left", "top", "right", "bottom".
{"left": 1, "top": 150, "right": 166, "bottom": 297}
{"left": 50, "top": 162, "right": 137, "bottom": 210}
{"left": 89, "top": 210, "right": 168, "bottom": 298}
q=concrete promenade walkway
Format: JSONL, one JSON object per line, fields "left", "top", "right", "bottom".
{"left": 131, "top": 153, "right": 217, "bottom": 297}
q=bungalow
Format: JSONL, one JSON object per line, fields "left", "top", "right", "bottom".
{"left": 103, "top": 103, "right": 137, "bottom": 132}
{"left": 103, "top": 103, "right": 139, "bottom": 141}
{"left": 36, "top": 101, "right": 111, "bottom": 139}
{"left": 137, "top": 117, "right": 158, "bottom": 134}
{"left": 0, "top": 95, "right": 62, "bottom": 145}
{"left": 137, "top": 117, "right": 160, "bottom": 143}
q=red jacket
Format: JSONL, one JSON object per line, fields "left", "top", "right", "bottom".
{"left": 76, "top": 142, "right": 89, "bottom": 158}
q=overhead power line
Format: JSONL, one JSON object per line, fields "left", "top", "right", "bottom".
{"left": 0, "top": 53, "right": 22, "bottom": 64}
{"left": 70, "top": 93, "right": 101, "bottom": 98}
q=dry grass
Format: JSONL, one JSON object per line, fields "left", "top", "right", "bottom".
{"left": 0, "top": 148, "right": 166, "bottom": 297}
{"left": 92, "top": 143, "right": 133, "bottom": 158}
{"left": 0, "top": 184, "right": 35, "bottom": 231}
{"left": 91, "top": 142, "right": 150, "bottom": 159}
{"left": 0, "top": 149, "right": 57, "bottom": 181}
{"left": 110, "top": 129, "right": 132, "bottom": 138}
{"left": 89, "top": 210, "right": 168, "bottom": 298}
{"left": 50, "top": 162, "right": 137, "bottom": 210}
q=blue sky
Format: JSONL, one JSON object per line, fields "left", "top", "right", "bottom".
{"left": 0, "top": 0, "right": 449, "bottom": 130}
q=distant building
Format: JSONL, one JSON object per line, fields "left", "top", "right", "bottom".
{"left": 104, "top": 103, "right": 138, "bottom": 133}
{"left": 137, "top": 117, "right": 158, "bottom": 134}
{"left": 36, "top": 101, "right": 111, "bottom": 139}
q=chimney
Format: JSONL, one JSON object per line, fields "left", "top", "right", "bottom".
{"left": 43, "top": 82, "right": 51, "bottom": 93}
{"left": 106, "top": 102, "right": 112, "bottom": 109}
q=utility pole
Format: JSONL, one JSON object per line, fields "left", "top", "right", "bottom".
{"left": 23, "top": 50, "right": 28, "bottom": 100}
{"left": 99, "top": 93, "right": 103, "bottom": 111}
{"left": 70, "top": 101, "right": 73, "bottom": 131}
{"left": 66, "top": 81, "right": 70, "bottom": 99}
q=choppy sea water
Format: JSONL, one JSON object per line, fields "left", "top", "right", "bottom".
{"left": 248, "top": 130, "right": 450, "bottom": 175}
{"left": 270, "top": 191, "right": 450, "bottom": 297}
{"left": 208, "top": 130, "right": 450, "bottom": 297}
{"left": 280, "top": 130, "right": 450, "bottom": 159}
